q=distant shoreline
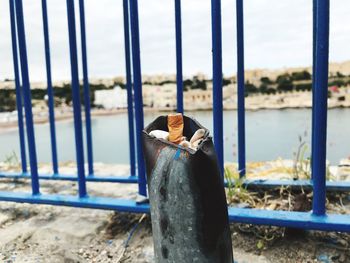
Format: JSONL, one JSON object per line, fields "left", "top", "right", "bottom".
{"left": 1, "top": 99, "right": 350, "bottom": 133}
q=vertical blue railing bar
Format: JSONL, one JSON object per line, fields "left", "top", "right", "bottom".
{"left": 14, "top": 0, "right": 40, "bottom": 195}
{"left": 236, "top": 0, "right": 246, "bottom": 178}
{"left": 9, "top": 0, "right": 27, "bottom": 174}
{"left": 311, "top": 0, "right": 317, "bottom": 180}
{"left": 210, "top": 0, "right": 224, "bottom": 175}
{"left": 311, "top": 0, "right": 329, "bottom": 216}
{"left": 78, "top": 0, "right": 94, "bottom": 176}
{"left": 123, "top": 0, "right": 136, "bottom": 176}
{"left": 66, "top": 0, "right": 87, "bottom": 198}
{"left": 175, "top": 0, "right": 184, "bottom": 114}
{"left": 42, "top": 0, "right": 59, "bottom": 175}
{"left": 129, "top": 0, "right": 147, "bottom": 196}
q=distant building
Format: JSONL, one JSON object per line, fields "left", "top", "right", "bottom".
{"left": 143, "top": 84, "right": 177, "bottom": 109}
{"left": 0, "top": 111, "right": 18, "bottom": 123}
{"left": 94, "top": 86, "right": 127, "bottom": 109}
{"left": 184, "top": 84, "right": 235, "bottom": 110}
{"left": 184, "top": 89, "right": 212, "bottom": 110}
{"left": 142, "top": 83, "right": 236, "bottom": 110}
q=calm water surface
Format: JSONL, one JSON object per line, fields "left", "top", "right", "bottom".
{"left": 0, "top": 109, "right": 349, "bottom": 165}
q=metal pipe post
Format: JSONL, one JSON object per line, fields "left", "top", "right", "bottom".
{"left": 175, "top": 0, "right": 184, "bottom": 113}
{"left": 66, "top": 0, "right": 87, "bottom": 198}
{"left": 42, "top": 0, "right": 59, "bottom": 175}
{"left": 9, "top": 0, "right": 27, "bottom": 174}
{"left": 78, "top": 0, "right": 94, "bottom": 176}
{"left": 311, "top": 0, "right": 318, "bottom": 180}
{"left": 210, "top": 0, "right": 224, "bottom": 175}
{"left": 236, "top": 0, "right": 246, "bottom": 178}
{"left": 123, "top": 0, "right": 136, "bottom": 176}
{"left": 14, "top": 0, "right": 40, "bottom": 195}
{"left": 311, "top": 0, "right": 330, "bottom": 216}
{"left": 129, "top": 0, "right": 147, "bottom": 196}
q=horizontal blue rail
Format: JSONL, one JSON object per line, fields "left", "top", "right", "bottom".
{"left": 242, "top": 179, "right": 350, "bottom": 192}
{"left": 2, "top": 172, "right": 350, "bottom": 192}
{"left": 0, "top": 191, "right": 149, "bottom": 213}
{"left": 228, "top": 208, "right": 350, "bottom": 232}
{"left": 0, "top": 191, "right": 348, "bottom": 232}
{"left": 0, "top": 172, "right": 138, "bottom": 183}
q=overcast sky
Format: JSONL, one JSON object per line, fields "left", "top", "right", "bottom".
{"left": 0, "top": 0, "right": 349, "bottom": 82}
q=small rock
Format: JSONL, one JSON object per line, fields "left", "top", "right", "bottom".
{"left": 339, "top": 253, "right": 346, "bottom": 263}
{"left": 317, "top": 253, "right": 330, "bottom": 263}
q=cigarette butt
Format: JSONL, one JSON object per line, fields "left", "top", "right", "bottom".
{"left": 149, "top": 130, "right": 169, "bottom": 140}
{"left": 168, "top": 113, "right": 184, "bottom": 144}
{"left": 190, "top": 129, "right": 205, "bottom": 144}
{"left": 179, "top": 140, "right": 191, "bottom": 148}
{"left": 191, "top": 139, "right": 203, "bottom": 148}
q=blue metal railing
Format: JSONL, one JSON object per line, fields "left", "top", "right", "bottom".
{"left": 78, "top": 0, "right": 94, "bottom": 177}
{"left": 211, "top": 0, "right": 225, "bottom": 176}
{"left": 123, "top": 0, "right": 136, "bottom": 178}
{"left": 129, "top": 0, "right": 147, "bottom": 196}
{"left": 9, "top": 0, "right": 27, "bottom": 174}
{"left": 42, "top": 0, "right": 59, "bottom": 175}
{"left": 312, "top": 0, "right": 330, "bottom": 216}
{"left": 0, "top": 0, "right": 349, "bottom": 232}
{"left": 236, "top": 0, "right": 246, "bottom": 178}
{"left": 175, "top": 0, "right": 184, "bottom": 114}
{"left": 66, "top": 0, "right": 88, "bottom": 198}
{"left": 14, "top": 0, "right": 40, "bottom": 195}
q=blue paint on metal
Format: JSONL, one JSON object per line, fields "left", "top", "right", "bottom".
{"left": 311, "top": 0, "right": 329, "bottom": 216}
{"left": 311, "top": 0, "right": 317, "bottom": 181}
{"left": 66, "top": 0, "right": 87, "bottom": 198}
{"left": 2, "top": 170, "right": 350, "bottom": 193}
{"left": 175, "top": 0, "right": 184, "bottom": 114}
{"left": 42, "top": 0, "right": 59, "bottom": 175}
{"left": 129, "top": 0, "right": 147, "bottom": 196}
{"left": 78, "top": 0, "right": 94, "bottom": 176}
{"left": 0, "top": 191, "right": 149, "bottom": 214}
{"left": 236, "top": 179, "right": 350, "bottom": 192}
{"left": 174, "top": 149, "right": 181, "bottom": 160}
{"left": 123, "top": 0, "right": 136, "bottom": 176}
{"left": 14, "top": 0, "right": 40, "bottom": 195}
{"left": 210, "top": 0, "right": 224, "bottom": 176}
{"left": 236, "top": 0, "right": 246, "bottom": 178}
{"left": 9, "top": 0, "right": 27, "bottom": 174}
{"left": 2, "top": 170, "right": 350, "bottom": 192}
{"left": 0, "top": 191, "right": 349, "bottom": 232}
{"left": 0, "top": 172, "right": 138, "bottom": 183}
{"left": 228, "top": 208, "right": 350, "bottom": 232}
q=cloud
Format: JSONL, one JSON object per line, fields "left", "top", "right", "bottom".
{"left": 0, "top": 0, "right": 349, "bottom": 81}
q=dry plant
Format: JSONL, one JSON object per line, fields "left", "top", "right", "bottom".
{"left": 2, "top": 151, "right": 21, "bottom": 171}
{"left": 293, "top": 135, "right": 311, "bottom": 180}
{"left": 293, "top": 135, "right": 334, "bottom": 181}
{"left": 224, "top": 167, "right": 258, "bottom": 207}
{"left": 225, "top": 166, "right": 313, "bottom": 248}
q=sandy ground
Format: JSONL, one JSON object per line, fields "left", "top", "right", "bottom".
{"left": 0, "top": 163, "right": 349, "bottom": 262}
{"left": 0, "top": 164, "right": 268, "bottom": 263}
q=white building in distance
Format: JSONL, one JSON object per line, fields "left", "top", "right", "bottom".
{"left": 94, "top": 86, "right": 127, "bottom": 109}
{"left": 143, "top": 84, "right": 177, "bottom": 109}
